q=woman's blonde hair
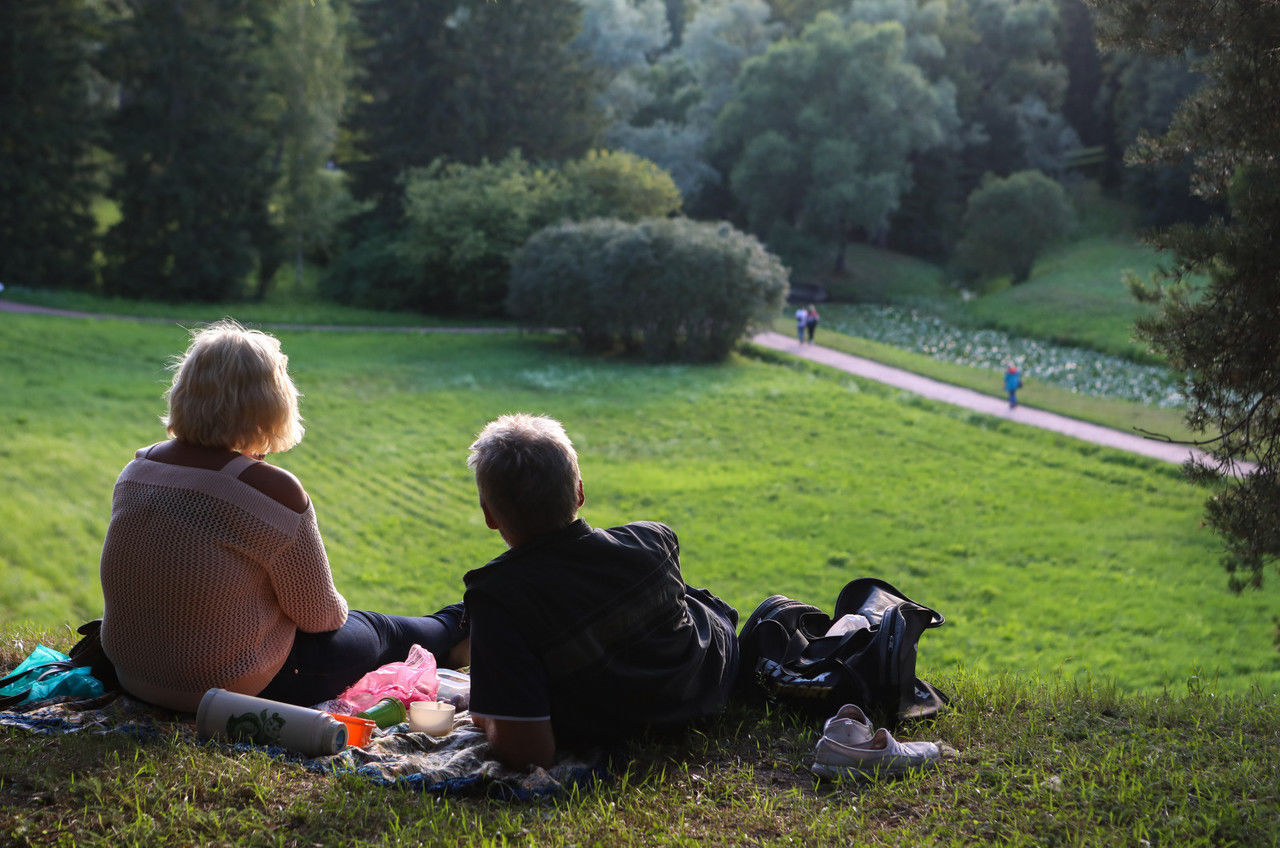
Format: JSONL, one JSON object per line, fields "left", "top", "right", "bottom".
{"left": 468, "top": 414, "right": 581, "bottom": 539}
{"left": 163, "top": 319, "right": 303, "bottom": 455}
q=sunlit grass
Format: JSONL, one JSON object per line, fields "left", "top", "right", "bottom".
{"left": 959, "top": 235, "right": 1172, "bottom": 363}
{"left": 3, "top": 313, "right": 1274, "bottom": 694}
{"left": 4, "top": 313, "right": 1278, "bottom": 846}
{"left": 1, "top": 648, "right": 1275, "bottom": 847}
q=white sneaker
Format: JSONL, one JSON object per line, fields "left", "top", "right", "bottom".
{"left": 811, "top": 727, "right": 940, "bottom": 779}
{"left": 821, "top": 704, "right": 874, "bottom": 747}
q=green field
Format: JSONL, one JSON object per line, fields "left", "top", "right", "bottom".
{"left": 797, "top": 228, "right": 1171, "bottom": 364}
{"left": 3, "top": 313, "right": 1277, "bottom": 695}
{"left": 0, "top": 281, "right": 507, "bottom": 330}
{"left": 4, "top": 313, "right": 1278, "bottom": 846}
{"left": 958, "top": 236, "right": 1169, "bottom": 362}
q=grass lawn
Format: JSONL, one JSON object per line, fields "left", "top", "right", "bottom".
{"left": 3, "top": 313, "right": 1275, "bottom": 691}
{"left": 2, "top": 313, "right": 1277, "bottom": 845}
{"left": 2, "top": 661, "right": 1275, "bottom": 847}
{"left": 790, "top": 225, "right": 1171, "bottom": 365}
{"left": 793, "top": 241, "right": 948, "bottom": 305}
{"left": 0, "top": 266, "right": 509, "bottom": 330}
{"left": 958, "top": 236, "right": 1169, "bottom": 363}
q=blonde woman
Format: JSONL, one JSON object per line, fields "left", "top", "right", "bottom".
{"left": 100, "top": 320, "right": 466, "bottom": 712}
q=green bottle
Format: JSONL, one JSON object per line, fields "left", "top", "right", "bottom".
{"left": 356, "top": 697, "right": 407, "bottom": 728}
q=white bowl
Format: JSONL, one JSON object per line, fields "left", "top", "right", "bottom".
{"left": 408, "top": 700, "right": 455, "bottom": 736}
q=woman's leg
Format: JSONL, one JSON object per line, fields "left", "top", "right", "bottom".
{"left": 257, "top": 604, "right": 466, "bottom": 707}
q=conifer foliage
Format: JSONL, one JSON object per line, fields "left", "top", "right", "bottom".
{"left": 1093, "top": 0, "right": 1280, "bottom": 589}
{"left": 101, "top": 0, "right": 277, "bottom": 301}
{"left": 0, "top": 1, "right": 102, "bottom": 290}
{"left": 348, "top": 0, "right": 604, "bottom": 208}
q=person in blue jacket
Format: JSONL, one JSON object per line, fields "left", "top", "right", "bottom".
{"left": 1004, "top": 364, "right": 1023, "bottom": 408}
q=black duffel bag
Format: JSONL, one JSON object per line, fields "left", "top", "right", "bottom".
{"left": 737, "top": 577, "right": 947, "bottom": 726}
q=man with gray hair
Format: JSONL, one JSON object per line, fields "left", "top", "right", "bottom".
{"left": 463, "top": 413, "right": 740, "bottom": 769}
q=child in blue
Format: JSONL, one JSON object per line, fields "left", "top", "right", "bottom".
{"left": 463, "top": 414, "right": 740, "bottom": 769}
{"left": 1004, "top": 364, "right": 1023, "bottom": 408}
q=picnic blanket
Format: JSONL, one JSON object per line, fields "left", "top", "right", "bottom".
{"left": 0, "top": 692, "right": 607, "bottom": 800}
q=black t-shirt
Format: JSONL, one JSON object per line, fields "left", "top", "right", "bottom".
{"left": 462, "top": 519, "right": 739, "bottom": 745}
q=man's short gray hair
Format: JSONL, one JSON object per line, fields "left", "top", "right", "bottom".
{"left": 468, "top": 413, "right": 581, "bottom": 539}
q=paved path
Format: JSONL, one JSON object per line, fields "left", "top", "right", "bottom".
{"left": 1, "top": 299, "right": 1235, "bottom": 471}
{"left": 751, "top": 330, "right": 1236, "bottom": 471}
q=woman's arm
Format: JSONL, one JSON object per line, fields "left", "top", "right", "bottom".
{"left": 267, "top": 503, "right": 349, "bottom": 633}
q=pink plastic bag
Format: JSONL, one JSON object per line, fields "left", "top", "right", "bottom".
{"left": 338, "top": 644, "right": 439, "bottom": 711}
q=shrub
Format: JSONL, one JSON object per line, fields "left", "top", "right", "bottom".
{"left": 953, "top": 170, "right": 1076, "bottom": 285}
{"left": 555, "top": 149, "right": 682, "bottom": 222}
{"left": 509, "top": 217, "right": 789, "bottom": 362}
{"left": 396, "top": 152, "right": 562, "bottom": 315}
{"left": 331, "top": 150, "right": 684, "bottom": 316}
{"left": 317, "top": 218, "right": 414, "bottom": 309}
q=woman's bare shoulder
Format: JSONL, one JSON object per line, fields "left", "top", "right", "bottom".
{"left": 239, "top": 462, "right": 310, "bottom": 513}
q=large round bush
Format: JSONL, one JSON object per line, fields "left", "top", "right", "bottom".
{"left": 953, "top": 170, "right": 1076, "bottom": 285}
{"left": 509, "top": 217, "right": 789, "bottom": 362}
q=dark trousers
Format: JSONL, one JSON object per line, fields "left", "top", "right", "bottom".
{"left": 256, "top": 604, "right": 465, "bottom": 707}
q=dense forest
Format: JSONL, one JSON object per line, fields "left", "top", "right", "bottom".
{"left": 1, "top": 0, "right": 1205, "bottom": 312}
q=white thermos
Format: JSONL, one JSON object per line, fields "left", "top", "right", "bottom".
{"left": 196, "top": 688, "right": 347, "bottom": 756}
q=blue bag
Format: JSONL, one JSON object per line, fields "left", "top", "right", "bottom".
{"left": 0, "top": 644, "right": 105, "bottom": 708}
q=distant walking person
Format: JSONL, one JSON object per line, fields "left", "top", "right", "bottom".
{"left": 805, "top": 305, "right": 820, "bottom": 343}
{"left": 1004, "top": 364, "right": 1023, "bottom": 409}
{"left": 795, "top": 306, "right": 808, "bottom": 343}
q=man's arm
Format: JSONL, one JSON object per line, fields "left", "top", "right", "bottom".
{"left": 473, "top": 716, "right": 556, "bottom": 770}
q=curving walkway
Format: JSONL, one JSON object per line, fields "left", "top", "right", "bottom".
{"left": 0, "top": 298, "right": 1240, "bottom": 471}
{"left": 751, "top": 330, "right": 1243, "bottom": 472}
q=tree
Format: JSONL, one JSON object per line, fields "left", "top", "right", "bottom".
{"left": 258, "top": 0, "right": 357, "bottom": 295}
{"left": 101, "top": 0, "right": 276, "bottom": 301}
{"left": 0, "top": 1, "right": 103, "bottom": 290}
{"left": 1056, "top": 0, "right": 1105, "bottom": 147}
{"left": 713, "top": 14, "right": 955, "bottom": 270}
{"left": 348, "top": 0, "right": 604, "bottom": 208}
{"left": 943, "top": 0, "right": 1075, "bottom": 180}
{"left": 840, "top": 0, "right": 1079, "bottom": 259}
{"left": 606, "top": 0, "right": 781, "bottom": 203}
{"left": 1092, "top": 0, "right": 1280, "bottom": 591}
{"left": 953, "top": 170, "right": 1075, "bottom": 284}
{"left": 573, "top": 0, "right": 669, "bottom": 75}
{"left": 395, "top": 153, "right": 562, "bottom": 315}
{"left": 1098, "top": 51, "right": 1205, "bottom": 226}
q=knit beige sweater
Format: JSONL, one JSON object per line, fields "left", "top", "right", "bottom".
{"left": 100, "top": 451, "right": 349, "bottom": 711}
